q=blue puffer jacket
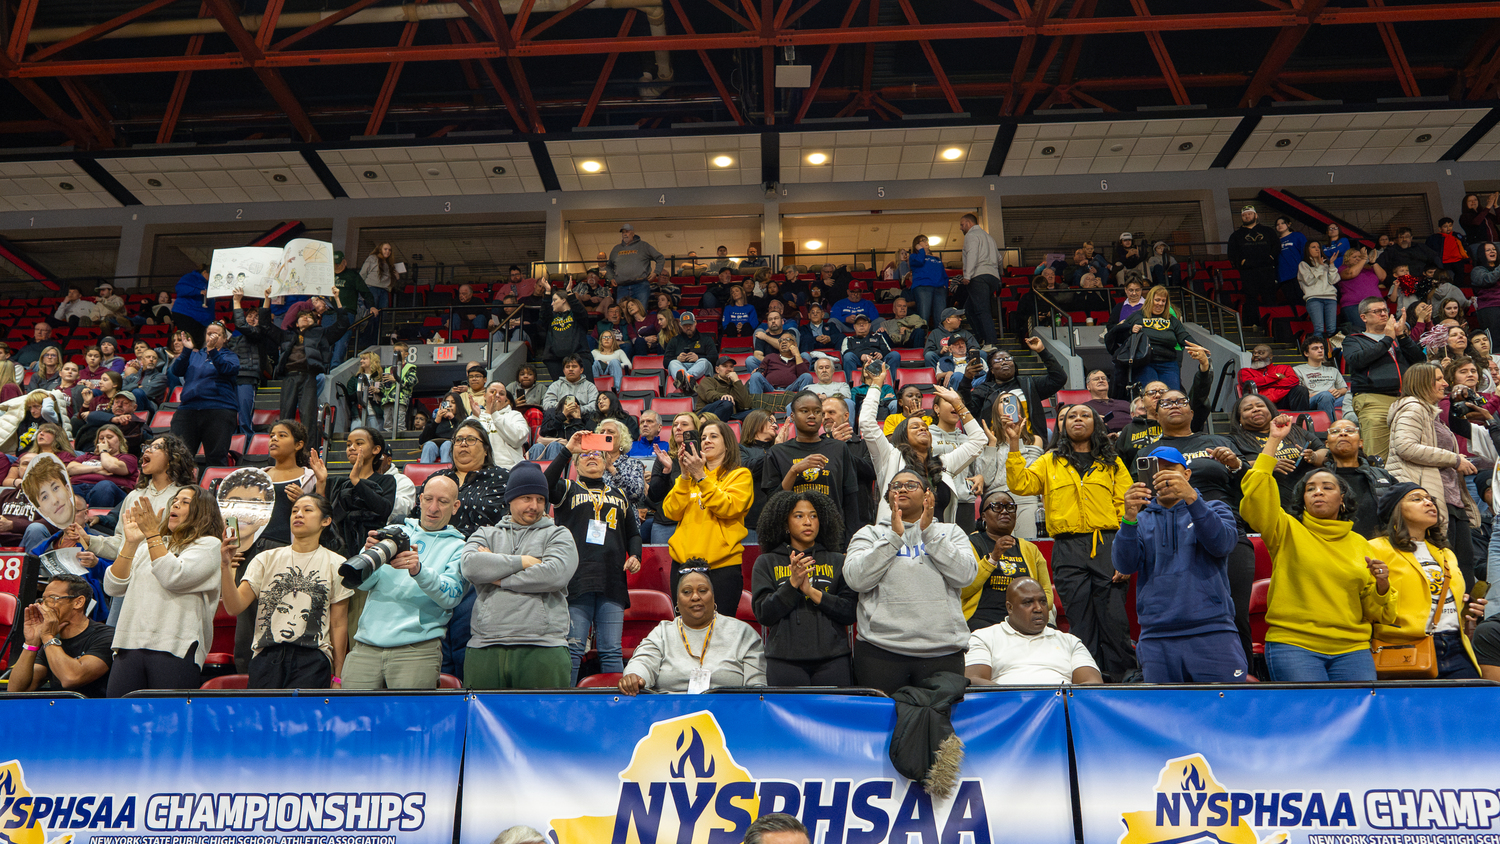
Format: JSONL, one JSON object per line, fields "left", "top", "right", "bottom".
{"left": 172, "top": 347, "right": 240, "bottom": 412}
{"left": 909, "top": 248, "right": 949, "bottom": 288}
{"left": 1112, "top": 494, "right": 1239, "bottom": 639}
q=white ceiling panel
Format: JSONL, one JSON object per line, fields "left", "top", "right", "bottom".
{"left": 100, "top": 150, "right": 332, "bottom": 206}
{"left": 321, "top": 143, "right": 542, "bottom": 197}
{"left": 781, "top": 125, "right": 994, "bottom": 184}
{"left": 546, "top": 135, "right": 760, "bottom": 191}
{"left": 1458, "top": 119, "right": 1500, "bottom": 162}
{"left": 0, "top": 160, "right": 119, "bottom": 212}
{"left": 1002, "top": 117, "right": 1239, "bottom": 177}
{"left": 1229, "top": 108, "right": 1488, "bottom": 169}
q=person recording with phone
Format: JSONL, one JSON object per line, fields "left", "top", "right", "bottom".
{"left": 765, "top": 390, "right": 862, "bottom": 544}
{"left": 341, "top": 475, "right": 469, "bottom": 690}
{"left": 955, "top": 338, "right": 1067, "bottom": 444}
{"left": 544, "top": 430, "right": 642, "bottom": 685}
{"left": 1114, "top": 446, "right": 1245, "bottom": 683}
{"left": 839, "top": 314, "right": 900, "bottom": 383}
{"left": 662, "top": 420, "right": 753, "bottom": 617}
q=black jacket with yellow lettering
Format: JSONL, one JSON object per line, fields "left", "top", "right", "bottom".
{"left": 750, "top": 541, "right": 857, "bottom": 662}
{"left": 545, "top": 450, "right": 641, "bottom": 607}
{"left": 1109, "top": 309, "right": 1194, "bottom": 363}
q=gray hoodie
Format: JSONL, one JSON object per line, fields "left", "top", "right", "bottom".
{"left": 843, "top": 520, "right": 977, "bottom": 658}
{"left": 607, "top": 237, "right": 665, "bottom": 283}
{"left": 460, "top": 515, "right": 579, "bottom": 649}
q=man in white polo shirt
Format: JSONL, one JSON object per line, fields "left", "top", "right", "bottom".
{"left": 964, "top": 577, "right": 1103, "bottom": 685}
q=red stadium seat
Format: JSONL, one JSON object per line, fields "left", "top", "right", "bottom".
{"left": 251, "top": 409, "right": 279, "bottom": 430}
{"left": 895, "top": 348, "right": 925, "bottom": 362}
{"left": 200, "top": 674, "right": 249, "bottom": 689}
{"left": 741, "top": 544, "right": 760, "bottom": 593}
{"left": 652, "top": 396, "right": 693, "bottom": 417}
{"left": 577, "top": 672, "right": 623, "bottom": 688}
{"left": 1054, "top": 389, "right": 1091, "bottom": 406}
{"left": 633, "top": 355, "right": 665, "bottom": 372}
{"left": 1300, "top": 411, "right": 1334, "bottom": 433}
{"left": 211, "top": 600, "right": 236, "bottom": 655}
{"left": 0, "top": 593, "right": 13, "bottom": 669}
{"left": 623, "top": 589, "right": 674, "bottom": 661}
{"left": 898, "top": 368, "right": 936, "bottom": 388}
{"left": 1249, "top": 578, "right": 1271, "bottom": 656}
{"left": 403, "top": 463, "right": 447, "bottom": 486}
{"left": 725, "top": 351, "right": 756, "bottom": 367}
{"left": 630, "top": 545, "right": 672, "bottom": 593}
{"left": 242, "top": 434, "right": 272, "bottom": 463}
{"left": 1249, "top": 535, "right": 1272, "bottom": 580}
{"left": 735, "top": 590, "right": 759, "bottom": 633}
{"left": 620, "top": 375, "right": 661, "bottom": 395}
{"left": 149, "top": 408, "right": 175, "bottom": 432}
{"left": 437, "top": 673, "right": 463, "bottom": 689}
{"left": 200, "top": 465, "right": 236, "bottom": 489}
{"left": 620, "top": 398, "right": 647, "bottom": 419}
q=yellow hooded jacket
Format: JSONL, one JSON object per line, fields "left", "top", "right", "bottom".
{"left": 663, "top": 466, "right": 753, "bottom": 571}
{"left": 1006, "top": 450, "right": 1129, "bottom": 537}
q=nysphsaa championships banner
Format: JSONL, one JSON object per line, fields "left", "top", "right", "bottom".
{"left": 1070, "top": 686, "right": 1500, "bottom": 844}
{"left": 0, "top": 696, "right": 465, "bottom": 844}
{"left": 460, "top": 690, "right": 1074, "bottom": 844}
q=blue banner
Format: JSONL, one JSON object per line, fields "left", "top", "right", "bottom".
{"left": 0, "top": 695, "right": 466, "bottom": 844}
{"left": 1069, "top": 685, "right": 1500, "bottom": 844}
{"left": 460, "top": 690, "right": 1073, "bottom": 844}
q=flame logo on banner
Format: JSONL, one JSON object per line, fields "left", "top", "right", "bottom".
{"left": 1118, "top": 754, "right": 1286, "bottom": 844}
{"left": 0, "top": 761, "right": 74, "bottom": 844}
{"left": 549, "top": 712, "right": 758, "bottom": 844}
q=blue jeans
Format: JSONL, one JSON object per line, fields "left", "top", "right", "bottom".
{"left": 1340, "top": 304, "right": 1362, "bottom": 334}
{"left": 593, "top": 359, "right": 624, "bottom": 391}
{"left": 1306, "top": 297, "right": 1337, "bottom": 338}
{"left": 747, "top": 372, "right": 813, "bottom": 394}
{"left": 421, "top": 440, "right": 453, "bottom": 463}
{"left": 22, "top": 521, "right": 51, "bottom": 553}
{"left": 667, "top": 358, "right": 713, "bottom": 383}
{"left": 616, "top": 282, "right": 649, "bottom": 309}
{"left": 650, "top": 522, "right": 678, "bottom": 544}
{"left": 449, "top": 313, "right": 488, "bottom": 333}
{"left": 1309, "top": 390, "right": 1339, "bottom": 418}
{"left": 1136, "top": 360, "right": 1182, "bottom": 392}
{"left": 912, "top": 285, "right": 946, "bottom": 332}
{"left": 567, "top": 592, "right": 625, "bottom": 684}
{"left": 701, "top": 289, "right": 723, "bottom": 309}
{"left": 350, "top": 411, "right": 383, "bottom": 432}
{"left": 364, "top": 288, "right": 390, "bottom": 347}
{"left": 842, "top": 350, "right": 901, "bottom": 381}
{"left": 527, "top": 441, "right": 567, "bottom": 460}
{"left": 80, "top": 480, "right": 129, "bottom": 508}
{"left": 237, "top": 383, "right": 257, "bottom": 436}
{"left": 698, "top": 399, "right": 752, "bottom": 421}
{"left": 1264, "top": 641, "right": 1376, "bottom": 682}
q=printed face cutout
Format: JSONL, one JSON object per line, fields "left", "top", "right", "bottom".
{"left": 20, "top": 453, "right": 75, "bottom": 530}
{"left": 217, "top": 467, "right": 275, "bottom": 553}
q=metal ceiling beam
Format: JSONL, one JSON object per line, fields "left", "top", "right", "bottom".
{"left": 792, "top": 0, "right": 864, "bottom": 123}
{"left": 57, "top": 78, "right": 114, "bottom": 147}
{"left": 1131, "top": 0, "right": 1188, "bottom": 105}
{"left": 1460, "top": 23, "right": 1500, "bottom": 100}
{"left": 452, "top": 18, "right": 529, "bottom": 132}
{"left": 27, "top": 0, "right": 180, "bottom": 63}
{"left": 6, "top": 0, "right": 41, "bottom": 62}
{"left": 1239, "top": 0, "right": 1327, "bottom": 107}
{"left": 204, "top": 0, "right": 320, "bottom": 142}
{"left": 255, "top": 0, "right": 287, "bottom": 50}
{"left": 897, "top": 0, "right": 962, "bottom": 113}
{"left": 521, "top": 0, "right": 595, "bottom": 41}
{"left": 666, "top": 0, "right": 746, "bottom": 125}
{"left": 365, "top": 2, "right": 426, "bottom": 136}
{"left": 578, "top": 9, "right": 637, "bottom": 127}
{"left": 157, "top": 4, "right": 211, "bottom": 144}
{"left": 270, "top": 0, "right": 386, "bottom": 51}
{"left": 1369, "top": 0, "right": 1419, "bottom": 98}
{"left": 703, "top": 0, "right": 754, "bottom": 31}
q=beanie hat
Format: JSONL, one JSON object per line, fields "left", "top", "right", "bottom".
{"left": 1375, "top": 481, "right": 1424, "bottom": 526}
{"left": 504, "top": 461, "right": 550, "bottom": 503}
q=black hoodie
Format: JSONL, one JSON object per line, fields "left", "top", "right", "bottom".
{"left": 955, "top": 345, "right": 1067, "bottom": 441}
{"left": 750, "top": 541, "right": 857, "bottom": 662}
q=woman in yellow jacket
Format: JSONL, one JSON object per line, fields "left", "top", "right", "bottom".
{"left": 1368, "top": 482, "right": 1486, "bottom": 679}
{"left": 1004, "top": 404, "right": 1134, "bottom": 680}
{"left": 1242, "top": 414, "right": 1399, "bottom": 682}
{"left": 663, "top": 418, "right": 754, "bottom": 617}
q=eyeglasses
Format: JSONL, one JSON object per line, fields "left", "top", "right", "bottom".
{"left": 1143, "top": 388, "right": 1167, "bottom": 397}
{"left": 42, "top": 594, "right": 79, "bottom": 604}
{"left": 143, "top": 442, "right": 165, "bottom": 453}
{"left": 984, "top": 502, "right": 1017, "bottom": 513}
{"left": 889, "top": 481, "right": 925, "bottom": 492}
{"left": 1158, "top": 398, "right": 1191, "bottom": 409}
{"left": 451, "top": 436, "right": 484, "bottom": 446}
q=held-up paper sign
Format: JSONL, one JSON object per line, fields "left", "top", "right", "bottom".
{"left": 207, "top": 238, "right": 335, "bottom": 299}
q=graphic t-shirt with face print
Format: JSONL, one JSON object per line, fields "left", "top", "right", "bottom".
{"left": 242, "top": 545, "right": 353, "bottom": 663}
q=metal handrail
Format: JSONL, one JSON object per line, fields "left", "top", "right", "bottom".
{"left": 1027, "top": 289, "right": 1077, "bottom": 354}
{"left": 1206, "top": 360, "right": 1241, "bottom": 433}
{"left": 1169, "top": 285, "right": 1245, "bottom": 349}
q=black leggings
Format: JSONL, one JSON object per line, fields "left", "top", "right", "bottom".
{"left": 1227, "top": 539, "right": 1256, "bottom": 670}
{"left": 766, "top": 655, "right": 852, "bottom": 687}
{"left": 249, "top": 643, "right": 332, "bottom": 689}
{"left": 671, "top": 561, "right": 743, "bottom": 618}
{"left": 171, "top": 406, "right": 236, "bottom": 466}
{"left": 853, "top": 640, "right": 964, "bottom": 695}
{"left": 107, "top": 643, "right": 200, "bottom": 697}
{"left": 1448, "top": 504, "right": 1475, "bottom": 592}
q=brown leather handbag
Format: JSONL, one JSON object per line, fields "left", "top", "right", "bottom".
{"left": 1370, "top": 561, "right": 1448, "bottom": 680}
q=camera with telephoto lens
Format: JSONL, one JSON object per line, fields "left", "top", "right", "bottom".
{"left": 339, "top": 527, "right": 411, "bottom": 587}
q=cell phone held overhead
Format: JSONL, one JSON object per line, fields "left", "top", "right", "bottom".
{"left": 578, "top": 431, "right": 614, "bottom": 452}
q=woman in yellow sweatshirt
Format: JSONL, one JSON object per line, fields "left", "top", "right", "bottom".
{"left": 1367, "top": 482, "right": 1485, "bottom": 679}
{"left": 1241, "top": 414, "right": 1399, "bottom": 682}
{"left": 664, "top": 418, "right": 753, "bottom": 617}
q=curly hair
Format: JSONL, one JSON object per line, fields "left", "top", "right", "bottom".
{"left": 1046, "top": 404, "right": 1118, "bottom": 468}
{"left": 756, "top": 490, "right": 845, "bottom": 554}
{"left": 142, "top": 434, "right": 198, "bottom": 489}
{"left": 271, "top": 419, "right": 311, "bottom": 468}
{"left": 1288, "top": 469, "right": 1355, "bottom": 522}
{"left": 257, "top": 563, "right": 330, "bottom": 644}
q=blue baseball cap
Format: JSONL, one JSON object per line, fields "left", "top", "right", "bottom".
{"left": 1146, "top": 445, "right": 1189, "bottom": 467}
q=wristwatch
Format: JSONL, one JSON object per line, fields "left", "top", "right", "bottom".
{"left": 44, "top": 637, "right": 62, "bottom": 649}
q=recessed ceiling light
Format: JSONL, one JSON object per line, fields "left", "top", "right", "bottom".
{"left": 712, "top": 155, "right": 733, "bottom": 167}
{"left": 929, "top": 236, "right": 943, "bottom": 245}
{"left": 273, "top": 173, "right": 288, "bottom": 182}
{"left": 1109, "top": 144, "right": 1125, "bottom": 153}
{"left": 806, "top": 153, "right": 827, "bottom": 165}
{"left": 58, "top": 182, "right": 74, "bottom": 191}
{"left": 1040, "top": 146, "right": 1056, "bottom": 156}
{"left": 580, "top": 160, "right": 603, "bottom": 173}
{"left": 1416, "top": 133, "right": 1432, "bottom": 143}
{"left": 490, "top": 165, "right": 507, "bottom": 176}
{"left": 146, "top": 178, "right": 162, "bottom": 187}
{"left": 363, "top": 170, "right": 378, "bottom": 179}
{"left": 425, "top": 168, "right": 440, "bottom": 176}
{"left": 1275, "top": 138, "right": 1291, "bottom": 148}
{"left": 804, "top": 240, "right": 823, "bottom": 250}
{"left": 941, "top": 147, "right": 963, "bottom": 160}
{"left": 1178, "top": 141, "right": 1194, "bottom": 151}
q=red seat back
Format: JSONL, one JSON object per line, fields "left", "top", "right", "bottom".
{"left": 403, "top": 463, "right": 447, "bottom": 486}
{"left": 1249, "top": 578, "right": 1271, "bottom": 656}
{"left": 623, "top": 589, "right": 674, "bottom": 660}
{"left": 653, "top": 397, "right": 693, "bottom": 417}
{"left": 577, "top": 672, "right": 623, "bottom": 688}
{"left": 200, "top": 674, "right": 249, "bottom": 689}
{"left": 629, "top": 545, "right": 672, "bottom": 593}
{"left": 437, "top": 673, "right": 463, "bottom": 689}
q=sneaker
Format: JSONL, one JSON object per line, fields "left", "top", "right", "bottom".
{"left": 674, "top": 371, "right": 691, "bottom": 394}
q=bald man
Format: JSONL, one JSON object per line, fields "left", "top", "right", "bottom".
{"left": 964, "top": 577, "right": 1103, "bottom": 685}
{"left": 341, "top": 475, "right": 471, "bottom": 689}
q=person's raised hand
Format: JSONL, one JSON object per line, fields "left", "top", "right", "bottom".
{"left": 36, "top": 602, "right": 61, "bottom": 640}
{"left": 788, "top": 551, "right": 810, "bottom": 591}
{"left": 566, "top": 431, "right": 588, "bottom": 455}
{"left": 1268, "top": 414, "right": 1294, "bottom": 440}
{"left": 867, "top": 363, "right": 888, "bottom": 389}
{"left": 1185, "top": 342, "right": 1210, "bottom": 369}
{"left": 22, "top": 603, "right": 43, "bottom": 645}
{"left": 1154, "top": 472, "right": 1197, "bottom": 504}
{"left": 919, "top": 489, "right": 935, "bottom": 531}
{"left": 1002, "top": 418, "right": 1024, "bottom": 445}
{"left": 932, "top": 385, "right": 963, "bottom": 410}
{"left": 308, "top": 449, "right": 327, "bottom": 484}
{"left": 1123, "top": 482, "right": 1153, "bottom": 521}
{"left": 1208, "top": 446, "right": 1242, "bottom": 471}
{"left": 678, "top": 443, "right": 707, "bottom": 480}
{"left": 619, "top": 673, "right": 646, "bottom": 696}
{"left": 1416, "top": 302, "right": 1433, "bottom": 322}
{"left": 828, "top": 421, "right": 853, "bottom": 442}
{"left": 993, "top": 535, "right": 1017, "bottom": 555}
{"left": 653, "top": 444, "right": 674, "bottom": 474}
{"left": 1365, "top": 556, "right": 1391, "bottom": 592}
{"left": 1025, "top": 335, "right": 1046, "bottom": 353}
{"left": 887, "top": 488, "right": 905, "bottom": 537}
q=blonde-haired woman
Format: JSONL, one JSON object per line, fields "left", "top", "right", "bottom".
{"left": 1110, "top": 284, "right": 1193, "bottom": 391}
{"left": 643, "top": 411, "right": 702, "bottom": 545}
{"left": 30, "top": 346, "right": 63, "bottom": 391}
{"left": 1385, "top": 362, "right": 1482, "bottom": 582}
{"left": 346, "top": 351, "right": 386, "bottom": 432}
{"left": 591, "top": 328, "right": 632, "bottom": 392}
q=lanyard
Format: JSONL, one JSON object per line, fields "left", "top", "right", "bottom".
{"left": 678, "top": 619, "right": 715, "bottom": 665}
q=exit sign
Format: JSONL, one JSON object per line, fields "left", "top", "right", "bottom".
{"left": 432, "top": 346, "right": 457, "bottom": 362}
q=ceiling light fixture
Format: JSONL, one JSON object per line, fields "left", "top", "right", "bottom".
{"left": 363, "top": 170, "right": 378, "bottom": 179}
{"left": 929, "top": 236, "right": 943, "bottom": 245}
{"left": 806, "top": 153, "right": 828, "bottom": 165}
{"left": 1275, "top": 138, "right": 1291, "bottom": 148}
{"left": 491, "top": 165, "right": 507, "bottom": 176}
{"left": 59, "top": 182, "right": 74, "bottom": 191}
{"left": 1040, "top": 146, "right": 1056, "bottom": 156}
{"left": 804, "top": 240, "right": 823, "bottom": 250}
{"left": 273, "top": 173, "right": 288, "bottom": 182}
{"left": 146, "top": 178, "right": 161, "bottom": 187}
{"left": 1416, "top": 133, "right": 1432, "bottom": 143}
{"left": 941, "top": 147, "right": 963, "bottom": 160}
{"left": 580, "top": 160, "right": 603, "bottom": 173}
{"left": 712, "top": 155, "right": 733, "bottom": 167}
{"left": 1109, "top": 144, "right": 1125, "bottom": 153}
{"left": 1178, "top": 141, "right": 1194, "bottom": 151}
